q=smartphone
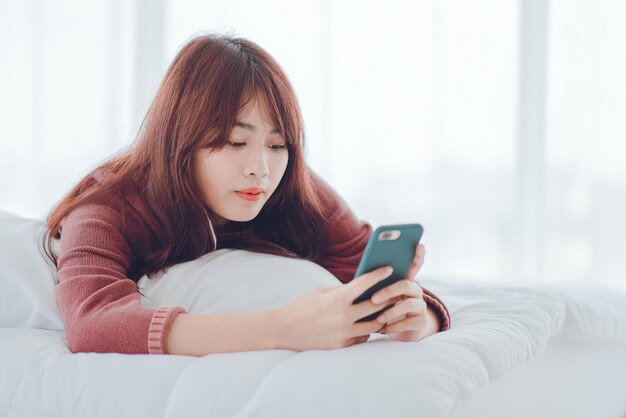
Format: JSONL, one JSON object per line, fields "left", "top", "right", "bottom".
{"left": 352, "top": 223, "right": 424, "bottom": 323}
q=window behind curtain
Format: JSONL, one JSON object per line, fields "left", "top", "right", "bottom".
{"left": 1, "top": 0, "right": 624, "bottom": 288}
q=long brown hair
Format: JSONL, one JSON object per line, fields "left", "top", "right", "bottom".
{"left": 41, "top": 32, "right": 330, "bottom": 278}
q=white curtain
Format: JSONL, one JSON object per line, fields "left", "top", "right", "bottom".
{"left": 1, "top": 0, "right": 624, "bottom": 288}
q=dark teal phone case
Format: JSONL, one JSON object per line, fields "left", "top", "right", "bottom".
{"left": 352, "top": 223, "right": 424, "bottom": 323}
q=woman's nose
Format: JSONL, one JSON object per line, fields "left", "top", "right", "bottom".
{"left": 243, "top": 149, "right": 269, "bottom": 177}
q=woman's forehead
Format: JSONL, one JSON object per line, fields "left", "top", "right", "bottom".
{"left": 236, "top": 95, "right": 278, "bottom": 128}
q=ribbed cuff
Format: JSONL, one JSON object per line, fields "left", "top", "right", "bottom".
{"left": 422, "top": 287, "right": 451, "bottom": 332}
{"left": 148, "top": 306, "right": 188, "bottom": 354}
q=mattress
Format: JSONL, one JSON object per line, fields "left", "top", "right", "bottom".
{"left": 1, "top": 332, "right": 625, "bottom": 418}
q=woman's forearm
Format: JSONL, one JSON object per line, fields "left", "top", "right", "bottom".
{"left": 166, "top": 310, "right": 282, "bottom": 356}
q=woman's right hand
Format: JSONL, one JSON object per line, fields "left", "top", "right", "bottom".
{"left": 274, "top": 266, "right": 398, "bottom": 351}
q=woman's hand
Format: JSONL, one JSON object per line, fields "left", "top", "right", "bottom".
{"left": 275, "top": 265, "right": 395, "bottom": 351}
{"left": 370, "top": 243, "right": 440, "bottom": 342}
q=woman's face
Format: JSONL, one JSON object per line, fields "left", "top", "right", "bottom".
{"left": 193, "top": 96, "right": 289, "bottom": 228}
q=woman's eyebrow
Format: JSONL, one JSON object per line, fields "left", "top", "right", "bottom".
{"left": 234, "top": 120, "right": 280, "bottom": 134}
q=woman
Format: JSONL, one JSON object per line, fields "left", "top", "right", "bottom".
{"left": 42, "top": 33, "right": 450, "bottom": 357}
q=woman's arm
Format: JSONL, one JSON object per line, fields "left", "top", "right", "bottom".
{"left": 56, "top": 201, "right": 187, "bottom": 354}
{"left": 166, "top": 310, "right": 281, "bottom": 356}
{"left": 167, "top": 266, "right": 406, "bottom": 356}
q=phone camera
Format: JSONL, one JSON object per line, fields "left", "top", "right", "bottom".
{"left": 378, "top": 230, "right": 401, "bottom": 241}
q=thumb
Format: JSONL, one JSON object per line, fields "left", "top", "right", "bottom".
{"left": 349, "top": 265, "right": 393, "bottom": 300}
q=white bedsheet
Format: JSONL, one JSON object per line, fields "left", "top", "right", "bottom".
{"left": 452, "top": 336, "right": 626, "bottom": 418}
{"left": 2, "top": 260, "right": 625, "bottom": 418}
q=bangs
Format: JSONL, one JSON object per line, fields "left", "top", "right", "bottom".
{"left": 194, "top": 37, "right": 301, "bottom": 151}
{"left": 237, "top": 79, "right": 295, "bottom": 147}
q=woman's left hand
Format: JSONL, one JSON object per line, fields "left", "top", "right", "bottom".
{"left": 370, "top": 243, "right": 440, "bottom": 342}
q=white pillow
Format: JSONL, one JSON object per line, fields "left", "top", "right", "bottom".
{"left": 138, "top": 249, "right": 343, "bottom": 314}
{"left": 0, "top": 210, "right": 62, "bottom": 330}
{"left": 0, "top": 208, "right": 344, "bottom": 330}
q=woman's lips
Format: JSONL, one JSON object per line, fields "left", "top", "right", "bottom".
{"left": 235, "top": 191, "right": 263, "bottom": 201}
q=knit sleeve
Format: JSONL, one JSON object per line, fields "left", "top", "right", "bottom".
{"left": 308, "top": 170, "right": 373, "bottom": 284}
{"left": 309, "top": 169, "right": 451, "bottom": 332}
{"left": 56, "top": 202, "right": 187, "bottom": 354}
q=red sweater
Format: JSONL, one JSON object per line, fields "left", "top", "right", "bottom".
{"left": 56, "top": 168, "right": 451, "bottom": 355}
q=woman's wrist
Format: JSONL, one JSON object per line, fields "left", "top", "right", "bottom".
{"left": 266, "top": 306, "right": 291, "bottom": 350}
{"left": 425, "top": 304, "right": 442, "bottom": 334}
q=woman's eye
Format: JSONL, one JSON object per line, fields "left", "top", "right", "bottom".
{"left": 228, "top": 141, "right": 287, "bottom": 152}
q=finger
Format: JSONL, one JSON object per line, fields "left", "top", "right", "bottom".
{"left": 386, "top": 313, "right": 407, "bottom": 325}
{"left": 376, "top": 297, "right": 427, "bottom": 325}
{"left": 404, "top": 243, "right": 426, "bottom": 282}
{"left": 346, "top": 335, "right": 370, "bottom": 346}
{"left": 371, "top": 279, "right": 423, "bottom": 306}
{"left": 383, "top": 315, "right": 426, "bottom": 334}
{"left": 351, "top": 294, "right": 406, "bottom": 325}
{"left": 351, "top": 296, "right": 402, "bottom": 323}
{"left": 353, "top": 318, "right": 386, "bottom": 336}
{"left": 348, "top": 265, "right": 394, "bottom": 301}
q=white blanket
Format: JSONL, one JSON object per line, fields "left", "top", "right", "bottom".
{"left": 2, "top": 209, "right": 626, "bottom": 418}
{"left": 140, "top": 249, "right": 626, "bottom": 417}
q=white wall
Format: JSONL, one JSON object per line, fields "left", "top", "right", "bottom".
{"left": 1, "top": 0, "right": 625, "bottom": 288}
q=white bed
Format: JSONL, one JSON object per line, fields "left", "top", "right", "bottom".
{"left": 1, "top": 209, "right": 625, "bottom": 418}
